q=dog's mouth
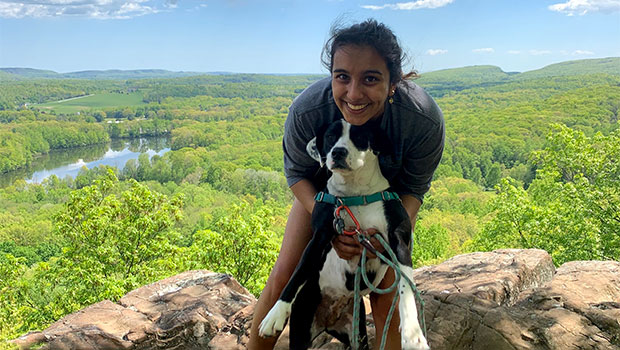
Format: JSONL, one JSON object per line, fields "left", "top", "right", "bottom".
{"left": 329, "top": 158, "right": 351, "bottom": 171}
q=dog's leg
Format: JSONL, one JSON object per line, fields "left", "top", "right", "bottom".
{"left": 289, "top": 280, "right": 321, "bottom": 350}
{"left": 259, "top": 214, "right": 334, "bottom": 338}
{"left": 397, "top": 263, "right": 429, "bottom": 350}
{"left": 386, "top": 205, "right": 430, "bottom": 350}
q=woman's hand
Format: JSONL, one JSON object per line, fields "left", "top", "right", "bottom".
{"left": 331, "top": 228, "right": 384, "bottom": 260}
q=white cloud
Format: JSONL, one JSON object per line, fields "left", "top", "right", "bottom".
{"left": 0, "top": 0, "right": 161, "bottom": 18}
{"left": 472, "top": 48, "right": 494, "bottom": 53}
{"left": 573, "top": 49, "right": 595, "bottom": 55}
{"left": 362, "top": 0, "right": 453, "bottom": 11}
{"left": 529, "top": 50, "right": 552, "bottom": 55}
{"left": 549, "top": 0, "right": 620, "bottom": 16}
{"left": 507, "top": 50, "right": 522, "bottom": 54}
{"left": 426, "top": 49, "right": 448, "bottom": 55}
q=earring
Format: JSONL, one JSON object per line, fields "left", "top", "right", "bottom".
{"left": 388, "top": 90, "right": 395, "bottom": 104}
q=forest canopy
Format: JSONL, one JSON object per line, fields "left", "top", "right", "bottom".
{"left": 0, "top": 57, "right": 618, "bottom": 345}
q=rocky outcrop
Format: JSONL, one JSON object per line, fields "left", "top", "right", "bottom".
{"left": 13, "top": 270, "right": 257, "bottom": 350}
{"left": 13, "top": 249, "right": 620, "bottom": 350}
{"left": 415, "top": 249, "right": 620, "bottom": 350}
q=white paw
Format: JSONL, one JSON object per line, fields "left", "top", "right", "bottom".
{"left": 258, "top": 300, "right": 291, "bottom": 337}
{"left": 402, "top": 328, "right": 430, "bottom": 350}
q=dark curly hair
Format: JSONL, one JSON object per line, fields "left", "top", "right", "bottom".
{"left": 321, "top": 19, "right": 416, "bottom": 85}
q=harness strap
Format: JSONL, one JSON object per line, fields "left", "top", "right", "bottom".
{"left": 314, "top": 191, "right": 400, "bottom": 206}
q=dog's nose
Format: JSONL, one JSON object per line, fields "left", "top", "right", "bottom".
{"left": 331, "top": 147, "right": 348, "bottom": 160}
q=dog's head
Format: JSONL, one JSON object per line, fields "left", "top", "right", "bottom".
{"left": 307, "top": 119, "right": 388, "bottom": 173}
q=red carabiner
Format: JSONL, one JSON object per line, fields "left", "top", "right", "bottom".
{"left": 335, "top": 205, "right": 361, "bottom": 236}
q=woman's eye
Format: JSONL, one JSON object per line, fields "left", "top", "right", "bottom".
{"left": 365, "top": 76, "right": 379, "bottom": 83}
{"left": 334, "top": 73, "right": 349, "bottom": 81}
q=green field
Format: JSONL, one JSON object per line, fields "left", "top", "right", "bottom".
{"left": 35, "top": 92, "right": 145, "bottom": 114}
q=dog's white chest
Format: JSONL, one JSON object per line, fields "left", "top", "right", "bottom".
{"left": 318, "top": 202, "right": 389, "bottom": 296}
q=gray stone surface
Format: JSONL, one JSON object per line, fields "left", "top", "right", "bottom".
{"left": 13, "top": 250, "right": 620, "bottom": 350}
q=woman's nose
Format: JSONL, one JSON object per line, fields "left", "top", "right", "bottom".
{"left": 347, "top": 80, "right": 364, "bottom": 100}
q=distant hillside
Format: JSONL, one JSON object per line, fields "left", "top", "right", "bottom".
{"left": 0, "top": 68, "right": 206, "bottom": 80}
{"left": 418, "top": 65, "right": 513, "bottom": 83}
{"left": 0, "top": 70, "right": 22, "bottom": 81}
{"left": 61, "top": 69, "right": 204, "bottom": 80}
{"left": 0, "top": 68, "right": 61, "bottom": 79}
{"left": 415, "top": 65, "right": 514, "bottom": 97}
{"left": 3, "top": 57, "right": 618, "bottom": 82}
{"left": 517, "top": 57, "right": 620, "bottom": 79}
{"left": 415, "top": 57, "right": 619, "bottom": 97}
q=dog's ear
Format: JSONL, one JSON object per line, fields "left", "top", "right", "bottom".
{"left": 306, "top": 136, "right": 324, "bottom": 167}
{"left": 306, "top": 123, "right": 330, "bottom": 167}
{"left": 370, "top": 128, "right": 393, "bottom": 156}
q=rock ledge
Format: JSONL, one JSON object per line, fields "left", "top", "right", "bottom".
{"left": 13, "top": 249, "right": 620, "bottom": 350}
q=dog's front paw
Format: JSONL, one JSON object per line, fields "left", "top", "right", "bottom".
{"left": 258, "top": 300, "right": 291, "bottom": 337}
{"left": 402, "top": 328, "right": 430, "bottom": 350}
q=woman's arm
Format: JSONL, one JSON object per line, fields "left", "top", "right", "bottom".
{"left": 290, "top": 179, "right": 317, "bottom": 215}
{"left": 400, "top": 194, "right": 422, "bottom": 232}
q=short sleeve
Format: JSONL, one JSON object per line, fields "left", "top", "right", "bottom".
{"left": 397, "top": 115, "right": 445, "bottom": 203}
{"left": 283, "top": 107, "right": 320, "bottom": 188}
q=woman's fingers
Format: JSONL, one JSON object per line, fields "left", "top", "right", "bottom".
{"left": 365, "top": 228, "right": 386, "bottom": 259}
{"left": 331, "top": 227, "right": 387, "bottom": 260}
{"left": 331, "top": 234, "right": 361, "bottom": 260}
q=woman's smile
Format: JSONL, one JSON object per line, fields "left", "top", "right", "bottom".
{"left": 331, "top": 44, "right": 394, "bottom": 126}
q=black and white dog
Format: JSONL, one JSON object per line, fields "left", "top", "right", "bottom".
{"left": 259, "top": 119, "right": 429, "bottom": 350}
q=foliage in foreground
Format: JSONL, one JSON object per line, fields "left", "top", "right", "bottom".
{"left": 470, "top": 124, "right": 619, "bottom": 264}
{"left": 0, "top": 170, "right": 283, "bottom": 343}
{"left": 413, "top": 176, "right": 493, "bottom": 266}
{"left": 184, "top": 202, "right": 281, "bottom": 296}
{"left": 0, "top": 170, "right": 183, "bottom": 339}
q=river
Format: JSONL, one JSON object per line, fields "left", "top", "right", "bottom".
{"left": 0, "top": 137, "right": 170, "bottom": 187}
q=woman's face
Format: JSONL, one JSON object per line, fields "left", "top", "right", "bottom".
{"left": 331, "top": 44, "right": 394, "bottom": 126}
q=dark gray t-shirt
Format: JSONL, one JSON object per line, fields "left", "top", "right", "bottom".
{"left": 283, "top": 77, "right": 444, "bottom": 203}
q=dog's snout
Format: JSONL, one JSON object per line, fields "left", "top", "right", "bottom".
{"left": 331, "top": 147, "right": 348, "bottom": 160}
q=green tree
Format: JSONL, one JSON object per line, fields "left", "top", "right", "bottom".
{"left": 0, "top": 253, "right": 27, "bottom": 343}
{"left": 54, "top": 170, "right": 183, "bottom": 294}
{"left": 485, "top": 163, "right": 502, "bottom": 188}
{"left": 470, "top": 125, "right": 619, "bottom": 264}
{"left": 0, "top": 169, "right": 185, "bottom": 339}
{"left": 187, "top": 201, "right": 280, "bottom": 295}
{"left": 412, "top": 223, "right": 451, "bottom": 266}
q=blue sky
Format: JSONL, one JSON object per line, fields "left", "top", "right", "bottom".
{"left": 1, "top": 0, "right": 619, "bottom": 74}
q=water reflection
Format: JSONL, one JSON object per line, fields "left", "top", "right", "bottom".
{"left": 0, "top": 137, "right": 170, "bottom": 187}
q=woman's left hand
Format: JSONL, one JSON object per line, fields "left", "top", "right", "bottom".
{"left": 361, "top": 228, "right": 385, "bottom": 259}
{"left": 332, "top": 228, "right": 385, "bottom": 260}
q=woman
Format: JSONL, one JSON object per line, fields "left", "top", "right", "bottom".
{"left": 249, "top": 19, "right": 444, "bottom": 349}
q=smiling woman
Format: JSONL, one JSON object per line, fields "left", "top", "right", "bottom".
{"left": 249, "top": 19, "right": 445, "bottom": 350}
